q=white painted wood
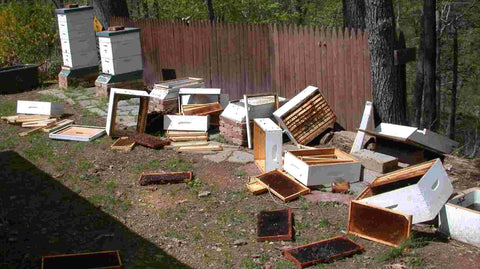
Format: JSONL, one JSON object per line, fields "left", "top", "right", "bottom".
{"left": 254, "top": 118, "right": 283, "bottom": 172}
{"left": 106, "top": 88, "right": 150, "bottom": 136}
{"left": 58, "top": 20, "right": 92, "bottom": 34}
{"left": 98, "top": 32, "right": 140, "bottom": 43}
{"left": 59, "top": 29, "right": 93, "bottom": 42}
{"left": 360, "top": 158, "right": 453, "bottom": 224}
{"left": 16, "top": 101, "right": 63, "bottom": 116}
{"left": 99, "top": 37, "right": 142, "bottom": 59}
{"left": 60, "top": 37, "right": 96, "bottom": 55}
{"left": 49, "top": 125, "right": 105, "bottom": 142}
{"left": 220, "top": 96, "right": 287, "bottom": 123}
{"left": 62, "top": 50, "right": 98, "bottom": 68}
{"left": 351, "top": 101, "right": 373, "bottom": 153}
{"left": 373, "top": 123, "right": 459, "bottom": 154}
{"left": 244, "top": 95, "right": 252, "bottom": 149}
{"left": 151, "top": 82, "right": 205, "bottom": 100}
{"left": 57, "top": 11, "right": 93, "bottom": 24}
{"left": 273, "top": 86, "right": 318, "bottom": 145}
{"left": 181, "top": 94, "right": 229, "bottom": 109}
{"left": 284, "top": 150, "right": 361, "bottom": 186}
{"left": 163, "top": 115, "right": 210, "bottom": 132}
{"left": 101, "top": 55, "right": 142, "bottom": 75}
{"left": 178, "top": 88, "right": 221, "bottom": 95}
{"left": 439, "top": 188, "right": 480, "bottom": 247}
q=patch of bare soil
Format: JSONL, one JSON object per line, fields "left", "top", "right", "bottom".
{"left": 1, "top": 88, "right": 480, "bottom": 269}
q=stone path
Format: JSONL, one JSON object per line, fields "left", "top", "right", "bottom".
{"left": 38, "top": 87, "right": 139, "bottom": 127}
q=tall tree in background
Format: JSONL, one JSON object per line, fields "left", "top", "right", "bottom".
{"left": 412, "top": 13, "right": 425, "bottom": 127}
{"left": 423, "top": 0, "right": 437, "bottom": 130}
{"left": 90, "top": 0, "right": 129, "bottom": 28}
{"left": 206, "top": 0, "right": 215, "bottom": 22}
{"left": 448, "top": 26, "right": 458, "bottom": 139}
{"left": 342, "top": 0, "right": 365, "bottom": 29}
{"left": 365, "top": 0, "right": 405, "bottom": 124}
{"left": 51, "top": 0, "right": 63, "bottom": 8}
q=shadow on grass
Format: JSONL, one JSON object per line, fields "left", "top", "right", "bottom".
{"left": 0, "top": 151, "right": 192, "bottom": 268}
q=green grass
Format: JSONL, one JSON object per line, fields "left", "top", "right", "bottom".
{"left": 318, "top": 218, "right": 331, "bottom": 228}
{"left": 82, "top": 107, "right": 99, "bottom": 117}
{"left": 78, "top": 157, "right": 94, "bottom": 172}
{"left": 132, "top": 159, "right": 162, "bottom": 173}
{"left": 0, "top": 101, "right": 16, "bottom": 116}
{"left": 163, "top": 230, "right": 186, "bottom": 240}
{"left": 236, "top": 171, "right": 247, "bottom": 176}
{"left": 295, "top": 220, "right": 310, "bottom": 230}
{"left": 38, "top": 93, "right": 64, "bottom": 104}
{"left": 275, "top": 260, "right": 296, "bottom": 269}
{"left": 0, "top": 127, "right": 19, "bottom": 150}
{"left": 376, "top": 233, "right": 430, "bottom": 263}
{"left": 163, "top": 157, "right": 193, "bottom": 172}
{"left": 211, "top": 134, "right": 227, "bottom": 144}
{"left": 88, "top": 194, "right": 130, "bottom": 215}
{"left": 22, "top": 133, "right": 55, "bottom": 162}
{"left": 241, "top": 257, "right": 260, "bottom": 269}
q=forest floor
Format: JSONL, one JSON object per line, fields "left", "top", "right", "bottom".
{"left": 1, "top": 86, "right": 480, "bottom": 269}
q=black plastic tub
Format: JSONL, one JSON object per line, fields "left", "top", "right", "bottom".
{"left": 0, "top": 64, "right": 39, "bottom": 94}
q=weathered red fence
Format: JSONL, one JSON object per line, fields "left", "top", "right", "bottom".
{"left": 110, "top": 17, "right": 371, "bottom": 131}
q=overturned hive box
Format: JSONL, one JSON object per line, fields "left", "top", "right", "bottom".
{"left": 282, "top": 236, "right": 364, "bottom": 268}
{"left": 439, "top": 187, "right": 480, "bottom": 247}
{"left": 254, "top": 118, "right": 283, "bottom": 173}
{"left": 347, "top": 200, "right": 412, "bottom": 247}
{"left": 357, "top": 158, "right": 453, "bottom": 224}
{"left": 41, "top": 250, "right": 122, "bottom": 269}
{"left": 273, "top": 86, "right": 335, "bottom": 145}
{"left": 284, "top": 148, "right": 361, "bottom": 187}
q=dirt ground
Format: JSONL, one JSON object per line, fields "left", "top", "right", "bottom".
{"left": 1, "top": 87, "right": 480, "bottom": 269}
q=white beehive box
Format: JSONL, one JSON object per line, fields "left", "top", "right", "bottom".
{"left": 439, "top": 188, "right": 480, "bottom": 247}
{"left": 254, "top": 118, "right": 283, "bottom": 173}
{"left": 220, "top": 96, "right": 286, "bottom": 123}
{"left": 284, "top": 148, "right": 361, "bottom": 187}
{"left": 359, "top": 158, "right": 453, "bottom": 224}
{"left": 164, "top": 115, "right": 210, "bottom": 132}
{"left": 56, "top": 6, "right": 98, "bottom": 69}
{"left": 17, "top": 100, "right": 63, "bottom": 116}
{"left": 152, "top": 77, "right": 205, "bottom": 100}
{"left": 96, "top": 28, "right": 142, "bottom": 75}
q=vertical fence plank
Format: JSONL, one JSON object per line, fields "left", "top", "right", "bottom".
{"left": 338, "top": 28, "right": 347, "bottom": 129}
{"left": 363, "top": 31, "right": 372, "bottom": 103}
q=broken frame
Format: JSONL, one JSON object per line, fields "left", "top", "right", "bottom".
{"left": 255, "top": 169, "right": 310, "bottom": 202}
{"left": 106, "top": 88, "right": 150, "bottom": 137}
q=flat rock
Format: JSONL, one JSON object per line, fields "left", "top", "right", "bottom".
{"left": 198, "top": 191, "right": 211, "bottom": 198}
{"left": 203, "top": 150, "right": 233, "bottom": 163}
{"left": 228, "top": 151, "right": 254, "bottom": 164}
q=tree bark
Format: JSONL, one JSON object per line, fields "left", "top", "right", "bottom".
{"left": 423, "top": 0, "right": 437, "bottom": 130}
{"left": 365, "top": 0, "right": 405, "bottom": 124}
{"left": 206, "top": 0, "right": 215, "bottom": 22}
{"left": 91, "top": 0, "right": 129, "bottom": 28}
{"left": 436, "top": 10, "right": 441, "bottom": 121}
{"left": 412, "top": 13, "right": 425, "bottom": 127}
{"left": 342, "top": 0, "right": 366, "bottom": 29}
{"left": 448, "top": 27, "right": 458, "bottom": 140}
{"left": 396, "top": 30, "right": 407, "bottom": 123}
{"left": 51, "top": 0, "right": 63, "bottom": 8}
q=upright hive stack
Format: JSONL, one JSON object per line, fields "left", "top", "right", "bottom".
{"left": 95, "top": 28, "right": 144, "bottom": 97}
{"left": 56, "top": 6, "right": 99, "bottom": 89}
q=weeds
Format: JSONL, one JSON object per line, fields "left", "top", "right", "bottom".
{"left": 38, "top": 93, "right": 63, "bottom": 104}
{"left": 210, "top": 134, "right": 227, "bottom": 144}
{"left": 318, "top": 218, "right": 331, "bottom": 228}
{"left": 163, "top": 157, "right": 193, "bottom": 172}
{"left": 88, "top": 194, "right": 130, "bottom": 215}
{"left": 236, "top": 171, "right": 247, "bottom": 176}
{"left": 376, "top": 233, "right": 430, "bottom": 263}
{"left": 186, "top": 177, "right": 202, "bottom": 193}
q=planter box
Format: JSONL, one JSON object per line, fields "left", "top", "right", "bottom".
{"left": 253, "top": 118, "right": 282, "bottom": 173}
{"left": 284, "top": 148, "right": 361, "bottom": 187}
{"left": 163, "top": 115, "right": 210, "bottom": 132}
{"left": 41, "top": 250, "right": 122, "bottom": 269}
{"left": 358, "top": 159, "right": 453, "bottom": 224}
{"left": 439, "top": 187, "right": 480, "bottom": 247}
{"left": 17, "top": 100, "right": 63, "bottom": 116}
{"left": 0, "top": 64, "right": 39, "bottom": 94}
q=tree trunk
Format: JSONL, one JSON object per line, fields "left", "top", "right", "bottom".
{"left": 342, "top": 0, "right": 366, "bottom": 29}
{"left": 423, "top": 0, "right": 437, "bottom": 130}
{"left": 412, "top": 13, "right": 425, "bottom": 127}
{"left": 396, "top": 30, "right": 407, "bottom": 123}
{"left": 91, "top": 0, "right": 129, "bottom": 28}
{"left": 365, "top": 0, "right": 405, "bottom": 124}
{"left": 436, "top": 10, "right": 441, "bottom": 122}
{"left": 206, "top": 0, "right": 215, "bottom": 22}
{"left": 51, "top": 0, "right": 63, "bottom": 8}
{"left": 448, "top": 27, "right": 458, "bottom": 140}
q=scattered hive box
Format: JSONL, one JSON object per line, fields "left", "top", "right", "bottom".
{"left": 49, "top": 125, "right": 105, "bottom": 142}
{"left": 221, "top": 96, "right": 286, "bottom": 123}
{"left": 164, "top": 115, "right": 210, "bottom": 132}
{"left": 255, "top": 169, "right": 310, "bottom": 202}
{"left": 282, "top": 236, "right": 364, "bottom": 268}
{"left": 439, "top": 187, "right": 480, "bottom": 247}
{"left": 273, "top": 86, "right": 335, "bottom": 145}
{"left": 360, "top": 123, "right": 459, "bottom": 154}
{"left": 17, "top": 100, "right": 63, "bottom": 116}
{"left": 97, "top": 28, "right": 142, "bottom": 76}
{"left": 284, "top": 148, "right": 361, "bottom": 187}
{"left": 110, "top": 137, "right": 135, "bottom": 152}
{"left": 41, "top": 250, "right": 122, "bottom": 269}
{"left": 254, "top": 118, "right": 283, "bottom": 173}
{"left": 257, "top": 208, "right": 293, "bottom": 242}
{"left": 357, "top": 159, "right": 453, "bottom": 224}
{"left": 347, "top": 200, "right": 412, "bottom": 247}
{"left": 151, "top": 77, "right": 205, "bottom": 100}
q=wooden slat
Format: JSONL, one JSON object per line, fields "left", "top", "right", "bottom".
{"left": 175, "top": 145, "right": 222, "bottom": 152}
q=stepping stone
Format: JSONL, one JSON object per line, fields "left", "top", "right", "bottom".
{"left": 228, "top": 151, "right": 254, "bottom": 164}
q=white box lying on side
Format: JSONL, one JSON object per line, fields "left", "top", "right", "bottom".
{"left": 220, "top": 96, "right": 287, "bottom": 123}
{"left": 164, "top": 115, "right": 210, "bottom": 132}
{"left": 254, "top": 118, "right": 283, "bottom": 173}
{"left": 17, "top": 100, "right": 63, "bottom": 116}
{"left": 152, "top": 77, "right": 205, "bottom": 100}
{"left": 359, "top": 158, "right": 453, "bottom": 224}
{"left": 284, "top": 148, "right": 361, "bottom": 187}
{"left": 439, "top": 187, "right": 480, "bottom": 247}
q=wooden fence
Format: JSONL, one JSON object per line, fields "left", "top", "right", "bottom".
{"left": 110, "top": 17, "right": 371, "bottom": 131}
